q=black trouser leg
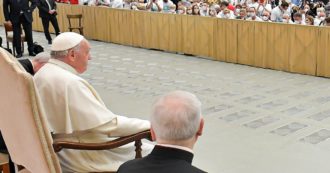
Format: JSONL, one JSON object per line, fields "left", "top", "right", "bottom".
{"left": 0, "top": 131, "right": 8, "bottom": 153}
{"left": 0, "top": 132, "right": 15, "bottom": 173}
{"left": 50, "top": 16, "right": 60, "bottom": 36}
{"left": 21, "top": 17, "right": 34, "bottom": 54}
{"left": 12, "top": 22, "right": 22, "bottom": 55}
{"left": 41, "top": 17, "right": 51, "bottom": 42}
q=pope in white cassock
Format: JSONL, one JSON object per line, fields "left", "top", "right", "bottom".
{"left": 34, "top": 32, "right": 152, "bottom": 172}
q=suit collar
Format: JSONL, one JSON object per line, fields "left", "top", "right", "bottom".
{"left": 148, "top": 145, "right": 194, "bottom": 164}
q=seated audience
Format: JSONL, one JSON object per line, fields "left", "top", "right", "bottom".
{"left": 209, "top": 7, "right": 217, "bottom": 17}
{"left": 236, "top": 8, "right": 247, "bottom": 19}
{"left": 270, "top": 1, "right": 289, "bottom": 22}
{"left": 261, "top": 11, "right": 271, "bottom": 22}
{"left": 305, "top": 15, "right": 314, "bottom": 25}
{"left": 199, "top": 2, "right": 209, "bottom": 16}
{"left": 34, "top": 32, "right": 152, "bottom": 172}
{"left": 314, "top": 7, "right": 326, "bottom": 26}
{"left": 186, "top": 5, "right": 193, "bottom": 15}
{"left": 192, "top": 4, "right": 200, "bottom": 15}
{"left": 118, "top": 90, "right": 205, "bottom": 173}
{"left": 246, "top": 7, "right": 262, "bottom": 21}
{"left": 282, "top": 13, "right": 293, "bottom": 24}
{"left": 293, "top": 12, "right": 305, "bottom": 24}
{"left": 55, "top": 0, "right": 330, "bottom": 28}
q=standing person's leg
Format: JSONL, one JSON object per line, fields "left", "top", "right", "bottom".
{"left": 50, "top": 16, "right": 61, "bottom": 36}
{"left": 21, "top": 17, "right": 35, "bottom": 56}
{"left": 12, "top": 22, "right": 22, "bottom": 57}
{"left": 0, "top": 132, "right": 15, "bottom": 173}
{"left": 0, "top": 131, "right": 8, "bottom": 153}
{"left": 41, "top": 17, "right": 52, "bottom": 44}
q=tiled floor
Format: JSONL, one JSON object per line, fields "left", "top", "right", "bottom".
{"left": 2, "top": 27, "right": 330, "bottom": 173}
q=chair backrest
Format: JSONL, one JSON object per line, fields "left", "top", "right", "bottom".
{"left": 67, "top": 14, "right": 83, "bottom": 28}
{"left": 3, "top": 22, "right": 12, "bottom": 37}
{"left": 0, "top": 48, "right": 61, "bottom": 173}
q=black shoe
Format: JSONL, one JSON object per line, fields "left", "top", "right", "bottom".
{"left": 16, "top": 53, "right": 23, "bottom": 58}
{"left": 29, "top": 52, "right": 36, "bottom": 56}
{"left": 48, "top": 40, "right": 52, "bottom": 45}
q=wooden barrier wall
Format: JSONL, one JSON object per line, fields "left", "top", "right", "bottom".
{"left": 1, "top": 2, "right": 330, "bottom": 78}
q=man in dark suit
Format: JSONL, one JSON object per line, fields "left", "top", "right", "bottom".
{"left": 37, "top": 0, "right": 60, "bottom": 44}
{"left": 3, "top": 0, "right": 37, "bottom": 58}
{"left": 118, "top": 91, "right": 206, "bottom": 173}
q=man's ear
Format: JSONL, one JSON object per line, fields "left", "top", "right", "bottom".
{"left": 150, "top": 126, "right": 156, "bottom": 141}
{"left": 68, "top": 49, "right": 75, "bottom": 62}
{"left": 196, "top": 117, "right": 204, "bottom": 137}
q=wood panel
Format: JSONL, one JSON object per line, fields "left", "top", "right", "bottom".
{"left": 167, "top": 14, "right": 181, "bottom": 53}
{"left": 266, "top": 23, "right": 289, "bottom": 71}
{"left": 237, "top": 20, "right": 255, "bottom": 66}
{"left": 288, "top": 25, "right": 317, "bottom": 75}
{"left": 82, "top": 5, "right": 96, "bottom": 39}
{"left": 225, "top": 19, "right": 238, "bottom": 63}
{"left": 120, "top": 10, "right": 133, "bottom": 46}
{"left": 158, "top": 13, "right": 172, "bottom": 51}
{"left": 214, "top": 19, "right": 227, "bottom": 61}
{"left": 94, "top": 7, "right": 111, "bottom": 41}
{"left": 316, "top": 27, "right": 330, "bottom": 77}
{"left": 131, "top": 11, "right": 145, "bottom": 48}
{"left": 142, "top": 11, "right": 152, "bottom": 49}
{"left": 194, "top": 16, "right": 215, "bottom": 59}
{"left": 181, "top": 15, "right": 196, "bottom": 55}
{"left": 254, "top": 22, "right": 268, "bottom": 68}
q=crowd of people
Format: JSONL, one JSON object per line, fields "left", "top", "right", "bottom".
{"left": 56, "top": 0, "right": 330, "bottom": 26}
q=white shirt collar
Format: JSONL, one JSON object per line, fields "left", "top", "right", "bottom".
{"left": 48, "top": 59, "right": 78, "bottom": 75}
{"left": 157, "top": 144, "right": 194, "bottom": 154}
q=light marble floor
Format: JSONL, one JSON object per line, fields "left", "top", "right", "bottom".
{"left": 1, "top": 27, "right": 330, "bottom": 173}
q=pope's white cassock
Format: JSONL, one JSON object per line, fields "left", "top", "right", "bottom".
{"left": 34, "top": 58, "right": 152, "bottom": 172}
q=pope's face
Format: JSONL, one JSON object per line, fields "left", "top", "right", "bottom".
{"left": 74, "top": 40, "right": 91, "bottom": 74}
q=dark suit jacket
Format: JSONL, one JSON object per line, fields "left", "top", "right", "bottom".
{"left": 3, "top": 0, "right": 37, "bottom": 24}
{"left": 18, "top": 59, "right": 34, "bottom": 75}
{"left": 37, "top": 0, "right": 57, "bottom": 18}
{"left": 117, "top": 145, "right": 206, "bottom": 173}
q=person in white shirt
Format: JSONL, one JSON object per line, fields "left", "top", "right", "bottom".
{"left": 209, "top": 7, "right": 217, "bottom": 17}
{"left": 199, "top": 2, "right": 209, "bottom": 16}
{"left": 282, "top": 13, "right": 293, "bottom": 24}
{"left": 256, "top": 1, "right": 272, "bottom": 16}
{"left": 248, "top": 0, "right": 258, "bottom": 9}
{"left": 34, "top": 32, "right": 152, "bottom": 172}
{"left": 246, "top": 7, "right": 262, "bottom": 21}
{"left": 314, "top": 7, "right": 326, "bottom": 26}
{"left": 292, "top": 12, "right": 305, "bottom": 25}
{"left": 271, "top": 1, "right": 289, "bottom": 22}
{"left": 159, "top": 0, "right": 175, "bottom": 13}
{"left": 218, "top": 8, "right": 235, "bottom": 19}
{"left": 110, "top": 0, "right": 124, "bottom": 8}
{"left": 88, "top": 0, "right": 111, "bottom": 6}
{"left": 261, "top": 10, "right": 271, "bottom": 22}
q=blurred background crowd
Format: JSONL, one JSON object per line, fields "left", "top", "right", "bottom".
{"left": 57, "top": 0, "right": 330, "bottom": 26}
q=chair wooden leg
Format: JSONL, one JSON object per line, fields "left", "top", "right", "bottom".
{"left": 134, "top": 139, "right": 142, "bottom": 159}
{"left": 6, "top": 42, "right": 9, "bottom": 50}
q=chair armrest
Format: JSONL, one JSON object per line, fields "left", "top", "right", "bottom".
{"left": 53, "top": 130, "right": 151, "bottom": 158}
